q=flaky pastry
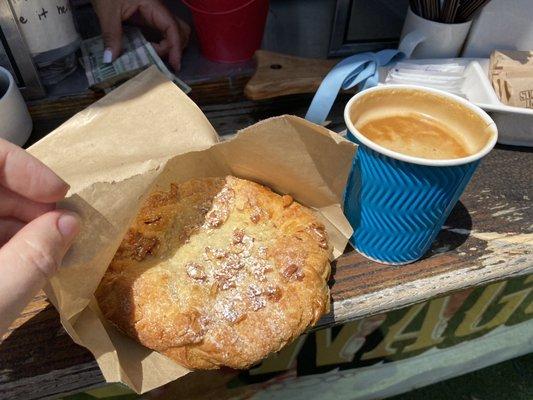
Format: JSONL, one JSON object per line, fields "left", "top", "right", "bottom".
{"left": 96, "top": 176, "right": 331, "bottom": 369}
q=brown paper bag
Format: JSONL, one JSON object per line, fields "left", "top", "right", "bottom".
{"left": 489, "top": 50, "right": 533, "bottom": 109}
{"left": 27, "top": 67, "right": 356, "bottom": 393}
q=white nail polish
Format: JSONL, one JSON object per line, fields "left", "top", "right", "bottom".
{"left": 103, "top": 48, "right": 113, "bottom": 64}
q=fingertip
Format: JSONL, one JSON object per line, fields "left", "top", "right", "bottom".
{"left": 3, "top": 144, "right": 70, "bottom": 203}
{"left": 57, "top": 210, "right": 81, "bottom": 240}
{"left": 27, "top": 153, "right": 70, "bottom": 198}
{"left": 38, "top": 160, "right": 70, "bottom": 200}
{"left": 171, "top": 59, "right": 181, "bottom": 72}
{"left": 101, "top": 28, "right": 123, "bottom": 63}
{"left": 107, "top": 44, "right": 123, "bottom": 63}
{"left": 32, "top": 167, "right": 70, "bottom": 203}
{"left": 56, "top": 179, "right": 70, "bottom": 197}
{"left": 103, "top": 48, "right": 113, "bottom": 64}
{"left": 4, "top": 210, "right": 80, "bottom": 277}
{"left": 46, "top": 178, "right": 70, "bottom": 203}
{"left": 153, "top": 40, "right": 170, "bottom": 58}
{"left": 168, "top": 48, "right": 182, "bottom": 72}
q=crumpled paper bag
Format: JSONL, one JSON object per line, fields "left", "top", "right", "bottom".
{"left": 27, "top": 67, "right": 356, "bottom": 393}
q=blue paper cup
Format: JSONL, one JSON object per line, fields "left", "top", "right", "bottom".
{"left": 343, "top": 85, "right": 498, "bottom": 264}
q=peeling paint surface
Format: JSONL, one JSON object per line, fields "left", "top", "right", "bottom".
{"left": 333, "top": 228, "right": 533, "bottom": 323}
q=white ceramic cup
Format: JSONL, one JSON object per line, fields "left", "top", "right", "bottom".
{"left": 0, "top": 67, "right": 33, "bottom": 146}
{"left": 399, "top": 7, "right": 472, "bottom": 59}
{"left": 462, "top": 0, "right": 533, "bottom": 57}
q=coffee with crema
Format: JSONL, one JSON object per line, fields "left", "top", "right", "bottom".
{"left": 357, "top": 113, "right": 471, "bottom": 160}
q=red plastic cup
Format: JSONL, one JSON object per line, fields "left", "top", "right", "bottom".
{"left": 183, "top": 0, "right": 270, "bottom": 63}
{"left": 186, "top": 0, "right": 249, "bottom": 13}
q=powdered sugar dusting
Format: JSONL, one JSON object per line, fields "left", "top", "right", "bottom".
{"left": 181, "top": 180, "right": 293, "bottom": 326}
{"left": 250, "top": 295, "right": 267, "bottom": 311}
{"left": 241, "top": 234, "right": 254, "bottom": 258}
{"left": 205, "top": 246, "right": 228, "bottom": 260}
{"left": 250, "top": 258, "right": 272, "bottom": 281}
{"left": 216, "top": 299, "right": 245, "bottom": 324}
{"left": 250, "top": 205, "right": 267, "bottom": 224}
{"left": 203, "top": 186, "right": 235, "bottom": 229}
{"left": 186, "top": 262, "right": 206, "bottom": 281}
{"left": 277, "top": 248, "right": 306, "bottom": 281}
{"left": 248, "top": 283, "right": 262, "bottom": 297}
{"left": 247, "top": 284, "right": 267, "bottom": 311}
{"left": 184, "top": 224, "right": 276, "bottom": 323}
{"left": 257, "top": 246, "right": 267, "bottom": 259}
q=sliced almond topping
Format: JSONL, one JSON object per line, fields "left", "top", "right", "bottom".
{"left": 124, "top": 231, "right": 159, "bottom": 261}
{"left": 205, "top": 246, "right": 228, "bottom": 260}
{"left": 215, "top": 271, "right": 237, "bottom": 290}
{"left": 248, "top": 283, "right": 262, "bottom": 297}
{"left": 247, "top": 284, "right": 266, "bottom": 311}
{"left": 257, "top": 246, "right": 268, "bottom": 259}
{"left": 250, "top": 206, "right": 262, "bottom": 223}
{"left": 143, "top": 215, "right": 162, "bottom": 224}
{"left": 282, "top": 263, "right": 305, "bottom": 281}
{"left": 232, "top": 228, "right": 245, "bottom": 244}
{"left": 282, "top": 263, "right": 298, "bottom": 279}
{"left": 209, "top": 282, "right": 219, "bottom": 298}
{"left": 219, "top": 301, "right": 246, "bottom": 324}
{"left": 250, "top": 296, "right": 266, "bottom": 311}
{"left": 308, "top": 223, "right": 328, "bottom": 249}
{"left": 265, "top": 285, "right": 282, "bottom": 301}
{"left": 229, "top": 244, "right": 244, "bottom": 254}
{"left": 186, "top": 262, "right": 206, "bottom": 281}
{"left": 282, "top": 195, "right": 293, "bottom": 207}
{"left": 205, "top": 209, "right": 225, "bottom": 228}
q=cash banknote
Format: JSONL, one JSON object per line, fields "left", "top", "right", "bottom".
{"left": 80, "top": 27, "right": 191, "bottom": 93}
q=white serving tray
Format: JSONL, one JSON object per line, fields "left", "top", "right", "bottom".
{"left": 378, "top": 58, "right": 533, "bottom": 147}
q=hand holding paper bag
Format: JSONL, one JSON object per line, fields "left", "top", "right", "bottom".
{"left": 26, "top": 67, "right": 356, "bottom": 393}
{"left": 0, "top": 138, "right": 80, "bottom": 336}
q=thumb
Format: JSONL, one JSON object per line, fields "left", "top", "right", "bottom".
{"left": 0, "top": 210, "right": 80, "bottom": 336}
{"left": 99, "top": 12, "right": 123, "bottom": 63}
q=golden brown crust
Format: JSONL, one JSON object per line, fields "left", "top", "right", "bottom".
{"left": 96, "top": 176, "right": 331, "bottom": 370}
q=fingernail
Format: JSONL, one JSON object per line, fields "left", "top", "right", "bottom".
{"left": 60, "top": 181, "right": 70, "bottom": 196}
{"left": 58, "top": 212, "right": 81, "bottom": 238}
{"left": 103, "top": 48, "right": 113, "bottom": 64}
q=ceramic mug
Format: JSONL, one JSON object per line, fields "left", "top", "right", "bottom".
{"left": 399, "top": 7, "right": 472, "bottom": 59}
{"left": 0, "top": 67, "right": 33, "bottom": 146}
{"left": 343, "top": 85, "right": 498, "bottom": 264}
{"left": 462, "top": 0, "right": 533, "bottom": 57}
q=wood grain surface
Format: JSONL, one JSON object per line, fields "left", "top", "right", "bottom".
{"left": 1, "top": 79, "right": 531, "bottom": 400}
{"left": 244, "top": 51, "right": 338, "bottom": 100}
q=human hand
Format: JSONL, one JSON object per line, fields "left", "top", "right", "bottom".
{"left": 92, "top": 0, "right": 191, "bottom": 71}
{"left": 0, "top": 139, "right": 80, "bottom": 336}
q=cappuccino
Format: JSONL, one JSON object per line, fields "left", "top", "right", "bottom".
{"left": 357, "top": 113, "right": 470, "bottom": 160}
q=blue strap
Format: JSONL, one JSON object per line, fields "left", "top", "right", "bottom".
{"left": 305, "top": 49, "right": 404, "bottom": 125}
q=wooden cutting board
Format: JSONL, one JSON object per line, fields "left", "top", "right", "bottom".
{"left": 244, "top": 50, "right": 339, "bottom": 100}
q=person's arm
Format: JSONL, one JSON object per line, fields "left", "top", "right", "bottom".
{"left": 91, "top": 0, "right": 190, "bottom": 71}
{"left": 0, "top": 140, "right": 79, "bottom": 336}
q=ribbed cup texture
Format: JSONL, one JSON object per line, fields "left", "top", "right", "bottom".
{"left": 344, "top": 145, "right": 479, "bottom": 264}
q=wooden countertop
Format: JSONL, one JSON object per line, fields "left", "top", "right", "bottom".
{"left": 1, "top": 74, "right": 532, "bottom": 400}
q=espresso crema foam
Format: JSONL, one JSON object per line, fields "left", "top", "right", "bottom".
{"left": 357, "top": 113, "right": 471, "bottom": 160}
